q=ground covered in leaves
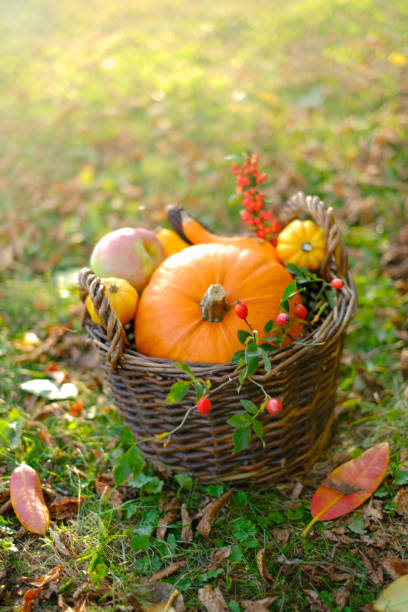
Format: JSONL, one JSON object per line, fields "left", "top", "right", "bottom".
{"left": 0, "top": 0, "right": 408, "bottom": 610}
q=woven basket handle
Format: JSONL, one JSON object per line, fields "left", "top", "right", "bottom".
{"left": 78, "top": 267, "right": 127, "bottom": 369}
{"left": 280, "top": 192, "right": 348, "bottom": 279}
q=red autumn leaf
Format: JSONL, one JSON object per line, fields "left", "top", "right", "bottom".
{"left": 10, "top": 463, "right": 50, "bottom": 535}
{"left": 303, "top": 442, "right": 389, "bottom": 536}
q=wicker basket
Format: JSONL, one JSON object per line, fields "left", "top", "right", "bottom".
{"left": 78, "top": 193, "right": 357, "bottom": 486}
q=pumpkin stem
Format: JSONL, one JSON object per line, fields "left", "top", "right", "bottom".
{"left": 200, "top": 284, "right": 231, "bottom": 322}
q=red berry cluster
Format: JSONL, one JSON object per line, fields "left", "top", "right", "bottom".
{"left": 231, "top": 154, "right": 282, "bottom": 243}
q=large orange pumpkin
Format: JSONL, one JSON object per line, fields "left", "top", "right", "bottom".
{"left": 135, "top": 243, "right": 303, "bottom": 363}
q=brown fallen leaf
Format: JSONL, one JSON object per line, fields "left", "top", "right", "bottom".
{"left": 48, "top": 497, "right": 83, "bottom": 520}
{"left": 361, "top": 552, "right": 383, "bottom": 586}
{"left": 393, "top": 488, "right": 408, "bottom": 515}
{"left": 0, "top": 489, "right": 10, "bottom": 504}
{"left": 52, "top": 531, "right": 73, "bottom": 558}
{"left": 381, "top": 555, "right": 408, "bottom": 579}
{"left": 196, "top": 489, "right": 234, "bottom": 538}
{"left": 157, "top": 497, "right": 179, "bottom": 540}
{"left": 202, "top": 547, "right": 231, "bottom": 573}
{"left": 198, "top": 584, "right": 229, "bottom": 611}
{"left": 241, "top": 597, "right": 278, "bottom": 612}
{"left": 256, "top": 548, "right": 273, "bottom": 583}
{"left": 363, "top": 498, "right": 383, "bottom": 521}
{"left": 144, "top": 561, "right": 186, "bottom": 583}
{"left": 22, "top": 565, "right": 64, "bottom": 611}
{"left": 180, "top": 504, "right": 193, "bottom": 542}
{"left": 57, "top": 593, "right": 86, "bottom": 611}
{"left": 271, "top": 528, "right": 290, "bottom": 547}
{"left": 22, "top": 586, "right": 43, "bottom": 612}
{"left": 335, "top": 576, "right": 354, "bottom": 612}
{"left": 0, "top": 498, "right": 12, "bottom": 516}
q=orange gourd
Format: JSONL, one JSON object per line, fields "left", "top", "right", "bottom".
{"left": 166, "top": 205, "right": 281, "bottom": 264}
{"left": 135, "top": 244, "right": 303, "bottom": 363}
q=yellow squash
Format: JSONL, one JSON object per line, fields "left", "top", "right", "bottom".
{"left": 86, "top": 277, "right": 138, "bottom": 325}
{"left": 277, "top": 219, "right": 326, "bottom": 270}
{"left": 156, "top": 228, "right": 189, "bottom": 257}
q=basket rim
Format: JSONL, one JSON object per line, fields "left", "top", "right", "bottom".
{"left": 83, "top": 269, "right": 357, "bottom": 379}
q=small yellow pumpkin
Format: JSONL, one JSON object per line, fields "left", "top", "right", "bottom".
{"left": 86, "top": 277, "right": 138, "bottom": 325}
{"left": 276, "top": 219, "right": 326, "bottom": 270}
{"left": 156, "top": 228, "right": 189, "bottom": 257}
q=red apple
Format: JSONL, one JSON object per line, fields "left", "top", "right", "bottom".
{"left": 90, "top": 227, "right": 165, "bottom": 292}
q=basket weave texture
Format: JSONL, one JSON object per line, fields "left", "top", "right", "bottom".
{"left": 78, "top": 193, "right": 357, "bottom": 486}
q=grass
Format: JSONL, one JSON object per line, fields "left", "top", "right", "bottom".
{"left": 1, "top": 0, "right": 408, "bottom": 609}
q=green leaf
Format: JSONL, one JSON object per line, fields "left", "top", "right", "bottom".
{"left": 395, "top": 470, "right": 408, "bottom": 485}
{"left": 165, "top": 380, "right": 191, "bottom": 402}
{"left": 114, "top": 445, "right": 144, "bottom": 485}
{"left": 231, "top": 349, "right": 245, "bottom": 365}
{"left": 238, "top": 329, "right": 252, "bottom": 345}
{"left": 174, "top": 473, "right": 194, "bottom": 490}
{"left": 264, "top": 319, "right": 274, "bottom": 333}
{"left": 245, "top": 341, "right": 260, "bottom": 356}
{"left": 175, "top": 362, "right": 197, "bottom": 380}
{"left": 232, "top": 426, "right": 251, "bottom": 453}
{"left": 240, "top": 399, "right": 258, "bottom": 415}
{"left": 113, "top": 453, "right": 132, "bottom": 486}
{"left": 246, "top": 355, "right": 259, "bottom": 377}
{"left": 260, "top": 348, "right": 271, "bottom": 373}
{"left": 280, "top": 279, "right": 298, "bottom": 313}
{"left": 127, "top": 444, "right": 145, "bottom": 477}
{"left": 227, "top": 413, "right": 253, "bottom": 428}
{"left": 232, "top": 518, "right": 257, "bottom": 541}
{"left": 252, "top": 419, "right": 264, "bottom": 446}
{"left": 110, "top": 425, "right": 135, "bottom": 447}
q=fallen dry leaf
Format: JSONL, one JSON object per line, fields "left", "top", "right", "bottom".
{"left": 22, "top": 565, "right": 64, "bottom": 612}
{"left": 22, "top": 586, "right": 43, "bottom": 612}
{"left": 198, "top": 584, "right": 228, "bottom": 611}
{"left": 241, "top": 597, "right": 278, "bottom": 611}
{"left": 0, "top": 498, "right": 12, "bottom": 516}
{"left": 271, "top": 528, "right": 290, "bottom": 547}
{"left": 363, "top": 498, "right": 383, "bottom": 521}
{"left": 48, "top": 497, "right": 83, "bottom": 520}
{"left": 157, "top": 497, "right": 179, "bottom": 540}
{"left": 202, "top": 547, "right": 231, "bottom": 573}
{"left": 52, "top": 531, "right": 73, "bottom": 558}
{"left": 256, "top": 548, "right": 273, "bottom": 582}
{"left": 335, "top": 576, "right": 354, "bottom": 611}
{"left": 144, "top": 561, "right": 186, "bottom": 583}
{"left": 361, "top": 551, "right": 384, "bottom": 586}
{"left": 180, "top": 504, "right": 193, "bottom": 542}
{"left": 381, "top": 555, "right": 408, "bottom": 580}
{"left": 196, "top": 489, "right": 234, "bottom": 538}
{"left": 393, "top": 489, "right": 408, "bottom": 515}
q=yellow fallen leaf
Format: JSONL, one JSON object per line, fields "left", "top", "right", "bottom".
{"left": 388, "top": 52, "right": 407, "bottom": 67}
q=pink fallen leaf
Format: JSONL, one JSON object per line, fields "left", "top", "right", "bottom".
{"left": 303, "top": 442, "right": 389, "bottom": 536}
{"left": 10, "top": 462, "right": 50, "bottom": 535}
